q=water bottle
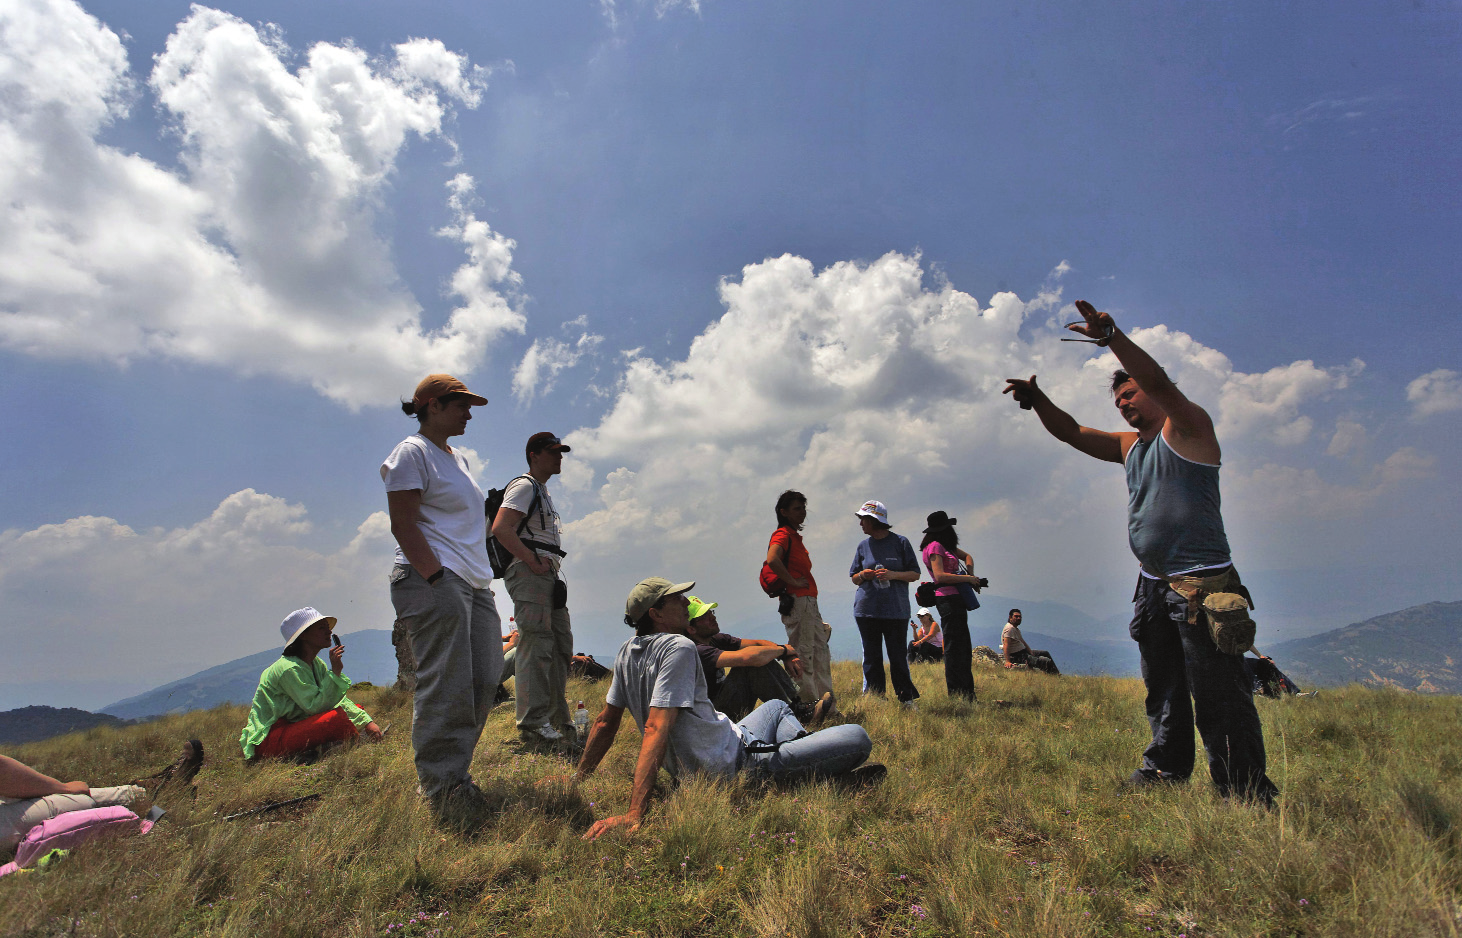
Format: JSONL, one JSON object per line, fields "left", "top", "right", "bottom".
{"left": 874, "top": 563, "right": 890, "bottom": 590}
{"left": 573, "top": 700, "right": 590, "bottom": 736}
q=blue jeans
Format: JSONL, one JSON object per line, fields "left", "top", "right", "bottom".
{"left": 856, "top": 616, "right": 920, "bottom": 702}
{"left": 735, "top": 700, "right": 872, "bottom": 782}
{"left": 1131, "top": 574, "right": 1277, "bottom": 801}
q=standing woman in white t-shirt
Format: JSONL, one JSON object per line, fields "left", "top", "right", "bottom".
{"left": 381, "top": 374, "right": 502, "bottom": 823}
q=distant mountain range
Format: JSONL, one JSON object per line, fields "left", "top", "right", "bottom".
{"left": 99, "top": 629, "right": 400, "bottom": 721}
{"left": 12, "top": 600, "right": 1455, "bottom": 746}
{"left": 0, "top": 706, "right": 127, "bottom": 745}
{"left": 1267, "top": 600, "right": 1462, "bottom": 694}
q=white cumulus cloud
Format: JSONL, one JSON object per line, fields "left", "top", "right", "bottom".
{"left": 554, "top": 252, "right": 1377, "bottom": 629}
{"left": 512, "top": 326, "right": 605, "bottom": 404}
{"left": 0, "top": 0, "right": 524, "bottom": 407}
{"left": 0, "top": 490, "right": 400, "bottom": 687}
{"left": 1406, "top": 368, "right": 1462, "bottom": 418}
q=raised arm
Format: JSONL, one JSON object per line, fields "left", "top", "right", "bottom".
{"left": 1068, "top": 300, "right": 1217, "bottom": 453}
{"left": 1003, "top": 374, "right": 1128, "bottom": 464}
{"left": 583, "top": 705, "right": 678, "bottom": 841}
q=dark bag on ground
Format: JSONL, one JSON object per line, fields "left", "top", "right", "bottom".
{"left": 569, "top": 654, "right": 610, "bottom": 681}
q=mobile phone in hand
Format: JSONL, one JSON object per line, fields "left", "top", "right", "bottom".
{"left": 332, "top": 634, "right": 342, "bottom": 648}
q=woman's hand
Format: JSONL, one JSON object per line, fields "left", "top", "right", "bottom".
{"left": 60, "top": 780, "right": 90, "bottom": 795}
{"left": 363, "top": 722, "right": 385, "bottom": 741}
{"left": 328, "top": 642, "right": 345, "bottom": 674}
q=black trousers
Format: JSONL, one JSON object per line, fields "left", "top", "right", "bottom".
{"left": 935, "top": 597, "right": 976, "bottom": 701}
{"left": 856, "top": 616, "right": 920, "bottom": 702}
{"left": 710, "top": 661, "right": 801, "bottom": 722}
{"left": 1131, "top": 574, "right": 1276, "bottom": 801}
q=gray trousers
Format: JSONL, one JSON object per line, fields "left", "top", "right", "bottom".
{"left": 712, "top": 661, "right": 801, "bottom": 722}
{"left": 1, "top": 786, "right": 144, "bottom": 854}
{"left": 504, "top": 562, "right": 572, "bottom": 732}
{"left": 389, "top": 565, "right": 502, "bottom": 800}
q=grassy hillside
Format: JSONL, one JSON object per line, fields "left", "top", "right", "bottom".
{"left": 4, "top": 661, "right": 1462, "bottom": 937}
{"left": 1268, "top": 600, "right": 1462, "bottom": 694}
{"left": 101, "top": 630, "right": 401, "bottom": 722}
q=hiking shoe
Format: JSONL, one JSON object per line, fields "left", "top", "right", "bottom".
{"left": 901, "top": 700, "right": 919, "bottom": 712}
{"left": 521, "top": 724, "right": 563, "bottom": 743}
{"left": 1122, "top": 768, "right": 1186, "bottom": 791}
{"left": 792, "top": 692, "right": 834, "bottom": 727}
{"left": 834, "top": 763, "right": 888, "bottom": 791}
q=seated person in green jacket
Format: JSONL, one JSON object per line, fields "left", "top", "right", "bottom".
{"left": 240, "top": 607, "right": 383, "bottom": 761}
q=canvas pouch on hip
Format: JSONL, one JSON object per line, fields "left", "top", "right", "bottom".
{"left": 1162, "top": 567, "right": 1257, "bottom": 656}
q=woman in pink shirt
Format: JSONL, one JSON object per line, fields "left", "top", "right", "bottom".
{"left": 919, "top": 511, "right": 985, "bottom": 702}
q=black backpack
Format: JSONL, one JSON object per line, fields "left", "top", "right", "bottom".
{"left": 484, "top": 475, "right": 541, "bottom": 579}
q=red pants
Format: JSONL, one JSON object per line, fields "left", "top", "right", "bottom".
{"left": 256, "top": 708, "right": 358, "bottom": 759}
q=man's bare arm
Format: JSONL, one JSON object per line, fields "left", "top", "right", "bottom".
{"left": 583, "top": 706, "right": 679, "bottom": 841}
{"left": 1069, "top": 300, "right": 1215, "bottom": 448}
{"left": 1003, "top": 375, "right": 1127, "bottom": 464}
{"left": 716, "top": 645, "right": 789, "bottom": 668}
{"left": 0, "top": 755, "right": 89, "bottom": 799}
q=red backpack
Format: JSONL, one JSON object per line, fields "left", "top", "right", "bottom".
{"left": 759, "top": 561, "right": 786, "bottom": 598}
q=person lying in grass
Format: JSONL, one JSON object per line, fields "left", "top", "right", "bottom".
{"left": 568, "top": 577, "right": 883, "bottom": 841}
{"left": 0, "top": 755, "right": 146, "bottom": 856}
{"left": 239, "top": 607, "right": 384, "bottom": 761}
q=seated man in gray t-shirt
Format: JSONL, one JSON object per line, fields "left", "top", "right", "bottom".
{"left": 570, "top": 577, "right": 882, "bottom": 841}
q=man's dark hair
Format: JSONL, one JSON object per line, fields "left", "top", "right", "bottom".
{"left": 919, "top": 524, "right": 959, "bottom": 553}
{"left": 867, "top": 518, "right": 892, "bottom": 531}
{"left": 1009, "top": 608, "right": 1021, "bottom": 618}
{"left": 775, "top": 490, "right": 807, "bottom": 530}
{"left": 401, "top": 391, "right": 470, "bottom": 424}
{"left": 1110, "top": 370, "right": 1131, "bottom": 394}
{"left": 628, "top": 596, "right": 668, "bottom": 635}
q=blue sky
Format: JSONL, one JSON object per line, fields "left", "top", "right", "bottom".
{"left": 2, "top": 0, "right": 1459, "bottom": 710}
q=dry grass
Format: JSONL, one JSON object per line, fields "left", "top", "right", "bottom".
{"left": 4, "top": 662, "right": 1462, "bottom": 937}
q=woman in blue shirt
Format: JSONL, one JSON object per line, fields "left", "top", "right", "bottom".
{"left": 848, "top": 500, "right": 922, "bottom": 708}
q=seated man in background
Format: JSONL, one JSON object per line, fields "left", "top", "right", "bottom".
{"left": 0, "top": 755, "right": 145, "bottom": 856}
{"left": 573, "top": 577, "right": 882, "bottom": 841}
{"left": 1001, "top": 609, "right": 1059, "bottom": 675}
{"left": 907, "top": 608, "right": 944, "bottom": 663}
{"left": 240, "top": 607, "right": 384, "bottom": 761}
{"left": 685, "top": 595, "right": 832, "bottom": 724}
{"left": 495, "top": 629, "right": 521, "bottom": 705}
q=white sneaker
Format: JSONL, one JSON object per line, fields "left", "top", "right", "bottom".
{"left": 524, "top": 724, "right": 563, "bottom": 742}
{"left": 901, "top": 701, "right": 919, "bottom": 712}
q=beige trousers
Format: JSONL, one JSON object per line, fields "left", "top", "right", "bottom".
{"left": 782, "top": 594, "right": 834, "bottom": 702}
{"left": 0, "top": 785, "right": 144, "bottom": 854}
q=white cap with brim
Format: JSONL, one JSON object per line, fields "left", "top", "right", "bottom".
{"left": 280, "top": 606, "right": 337, "bottom": 649}
{"left": 916, "top": 607, "right": 933, "bottom": 618}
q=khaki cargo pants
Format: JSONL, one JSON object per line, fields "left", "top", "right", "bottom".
{"left": 504, "top": 561, "right": 573, "bottom": 733}
{"left": 781, "top": 594, "right": 833, "bottom": 702}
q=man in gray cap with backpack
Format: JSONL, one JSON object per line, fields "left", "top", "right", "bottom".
{"left": 491, "top": 432, "right": 574, "bottom": 748}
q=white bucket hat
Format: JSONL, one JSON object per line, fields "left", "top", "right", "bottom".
{"left": 280, "top": 607, "right": 336, "bottom": 649}
{"left": 855, "top": 500, "right": 889, "bottom": 525}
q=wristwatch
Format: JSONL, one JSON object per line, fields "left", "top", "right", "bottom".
{"left": 426, "top": 569, "right": 445, "bottom": 585}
